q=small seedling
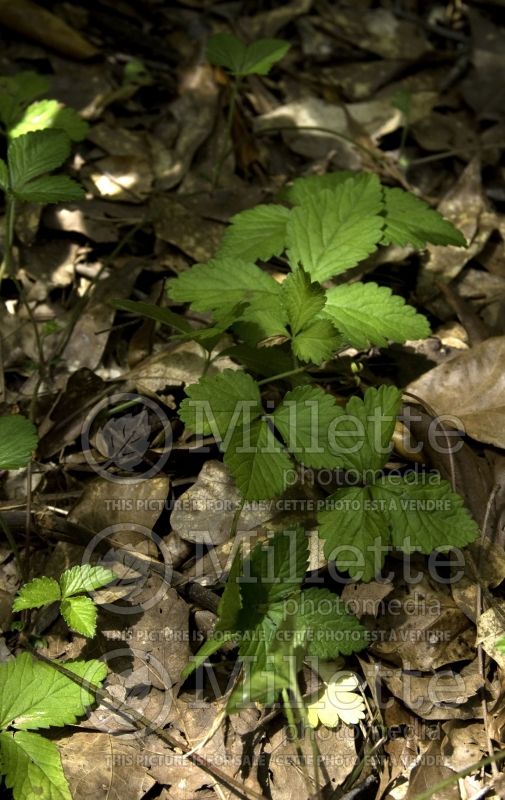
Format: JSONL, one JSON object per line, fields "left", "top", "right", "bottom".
{"left": 12, "top": 564, "right": 116, "bottom": 638}
{"left": 0, "top": 652, "right": 107, "bottom": 800}
{"left": 206, "top": 32, "right": 290, "bottom": 187}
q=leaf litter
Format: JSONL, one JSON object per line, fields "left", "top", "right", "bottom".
{"left": 1, "top": 2, "right": 505, "bottom": 800}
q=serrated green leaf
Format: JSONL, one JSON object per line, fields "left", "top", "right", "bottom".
{"left": 318, "top": 487, "right": 390, "bottom": 581}
{"left": 292, "top": 319, "right": 342, "bottom": 365}
{"left": 13, "top": 175, "right": 85, "bottom": 203}
{"left": 297, "top": 588, "right": 367, "bottom": 658}
{"left": 274, "top": 385, "right": 344, "bottom": 469}
{"left": 337, "top": 385, "right": 403, "bottom": 474}
{"left": 179, "top": 370, "right": 262, "bottom": 438}
{"left": 0, "top": 730, "right": 72, "bottom": 800}
{"left": 323, "top": 281, "right": 431, "bottom": 348}
{"left": 60, "top": 596, "right": 97, "bottom": 637}
{"left": 382, "top": 187, "right": 467, "bottom": 248}
{"left": 0, "top": 72, "right": 49, "bottom": 131}
{"left": 281, "top": 170, "right": 358, "bottom": 206}
{"left": 8, "top": 130, "right": 71, "bottom": 190}
{"left": 59, "top": 564, "right": 115, "bottom": 598}
{"left": 167, "top": 258, "right": 280, "bottom": 317}
{"left": 217, "top": 204, "right": 290, "bottom": 261}
{"left": 9, "top": 100, "right": 89, "bottom": 141}
{"left": 372, "top": 476, "right": 479, "bottom": 553}
{"left": 286, "top": 175, "right": 384, "bottom": 281}
{"left": 0, "top": 652, "right": 106, "bottom": 731}
{"left": 0, "top": 159, "right": 8, "bottom": 191}
{"left": 235, "top": 295, "right": 289, "bottom": 346}
{"left": 224, "top": 419, "right": 292, "bottom": 501}
{"left": 0, "top": 415, "right": 38, "bottom": 470}
{"left": 281, "top": 269, "right": 325, "bottom": 336}
{"left": 207, "top": 33, "right": 290, "bottom": 76}
{"left": 12, "top": 578, "right": 61, "bottom": 612}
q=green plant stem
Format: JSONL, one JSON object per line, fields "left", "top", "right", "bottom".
{"left": 213, "top": 77, "right": 241, "bottom": 190}
{"left": 0, "top": 193, "right": 15, "bottom": 285}
{"left": 257, "top": 366, "right": 307, "bottom": 386}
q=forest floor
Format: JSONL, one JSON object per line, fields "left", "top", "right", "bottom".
{"left": 1, "top": 1, "right": 505, "bottom": 800}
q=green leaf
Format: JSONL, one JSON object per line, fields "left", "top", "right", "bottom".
{"left": 286, "top": 174, "right": 384, "bottom": 281}
{"left": 0, "top": 652, "right": 107, "bottom": 730}
{"left": 9, "top": 100, "right": 89, "bottom": 141}
{"left": 180, "top": 634, "right": 235, "bottom": 681}
{"left": 12, "top": 578, "right": 61, "bottom": 612}
{"left": 281, "top": 170, "right": 358, "bottom": 206}
{"left": 60, "top": 596, "right": 97, "bottom": 637}
{"left": 323, "top": 281, "right": 431, "bottom": 348}
{"left": 372, "top": 476, "right": 479, "bottom": 553}
{"left": 13, "top": 175, "right": 84, "bottom": 203}
{"left": 292, "top": 319, "right": 342, "bottom": 365}
{"left": 0, "top": 415, "right": 38, "bottom": 470}
{"left": 179, "top": 370, "right": 262, "bottom": 438}
{"left": 224, "top": 419, "right": 292, "bottom": 501}
{"left": 336, "top": 385, "right": 403, "bottom": 474}
{"left": 297, "top": 588, "right": 367, "bottom": 658}
{"left": 217, "top": 204, "right": 290, "bottom": 261}
{"left": 235, "top": 299, "right": 289, "bottom": 347}
{"left": 274, "top": 385, "right": 343, "bottom": 469}
{"left": 0, "top": 159, "right": 8, "bottom": 191}
{"left": 207, "top": 33, "right": 290, "bottom": 76}
{"left": 8, "top": 130, "right": 71, "bottom": 190}
{"left": 318, "top": 487, "right": 390, "bottom": 581}
{"left": 0, "top": 730, "right": 72, "bottom": 800}
{"left": 281, "top": 269, "right": 325, "bottom": 335}
{"left": 59, "top": 564, "right": 115, "bottom": 598}
{"left": 112, "top": 299, "right": 192, "bottom": 334}
{"left": 382, "top": 187, "right": 467, "bottom": 248}
{"left": 167, "top": 258, "right": 280, "bottom": 316}
{"left": 0, "top": 72, "right": 49, "bottom": 131}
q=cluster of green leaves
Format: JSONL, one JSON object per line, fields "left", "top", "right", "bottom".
{"left": 166, "top": 171, "right": 465, "bottom": 364}
{"left": 12, "top": 565, "right": 115, "bottom": 638}
{"left": 0, "top": 652, "right": 106, "bottom": 800}
{"left": 0, "top": 415, "right": 38, "bottom": 470}
{"left": 179, "top": 373, "right": 478, "bottom": 577}
{"left": 182, "top": 528, "right": 366, "bottom": 711}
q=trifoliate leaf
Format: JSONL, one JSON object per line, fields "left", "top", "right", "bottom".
{"left": 0, "top": 415, "right": 38, "bottom": 470}
{"left": 286, "top": 174, "right": 384, "bottom": 281}
{"left": 9, "top": 100, "right": 89, "bottom": 141}
{"left": 337, "top": 385, "right": 403, "bottom": 473}
{"left": 281, "top": 269, "right": 325, "bottom": 336}
{"left": 60, "top": 596, "right": 97, "bottom": 637}
{"left": 0, "top": 159, "right": 8, "bottom": 191}
{"left": 372, "top": 476, "right": 479, "bottom": 553}
{"left": 292, "top": 319, "right": 342, "bottom": 365}
{"left": 217, "top": 204, "right": 290, "bottom": 261}
{"left": 297, "top": 588, "right": 367, "bottom": 658}
{"left": 0, "top": 652, "right": 107, "bottom": 730}
{"left": 13, "top": 175, "right": 85, "bottom": 203}
{"left": 274, "top": 385, "right": 344, "bottom": 469}
{"left": 306, "top": 667, "right": 366, "bottom": 728}
{"left": 382, "top": 187, "right": 467, "bottom": 248}
{"left": 12, "top": 578, "right": 61, "bottom": 612}
{"left": 179, "top": 370, "right": 262, "bottom": 438}
{"left": 59, "top": 565, "right": 115, "bottom": 598}
{"left": 207, "top": 33, "right": 290, "bottom": 76}
{"left": 224, "top": 419, "right": 292, "bottom": 501}
{"left": 8, "top": 130, "right": 71, "bottom": 190}
{"left": 318, "top": 487, "right": 390, "bottom": 581}
{"left": 323, "top": 281, "right": 431, "bottom": 348}
{"left": 167, "top": 258, "right": 280, "bottom": 316}
{"left": 0, "top": 730, "right": 72, "bottom": 800}
{"left": 281, "top": 170, "right": 357, "bottom": 206}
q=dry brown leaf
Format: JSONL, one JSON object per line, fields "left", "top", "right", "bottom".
{"left": 407, "top": 335, "right": 505, "bottom": 448}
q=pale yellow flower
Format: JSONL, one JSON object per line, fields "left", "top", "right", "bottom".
{"left": 306, "top": 662, "right": 366, "bottom": 728}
